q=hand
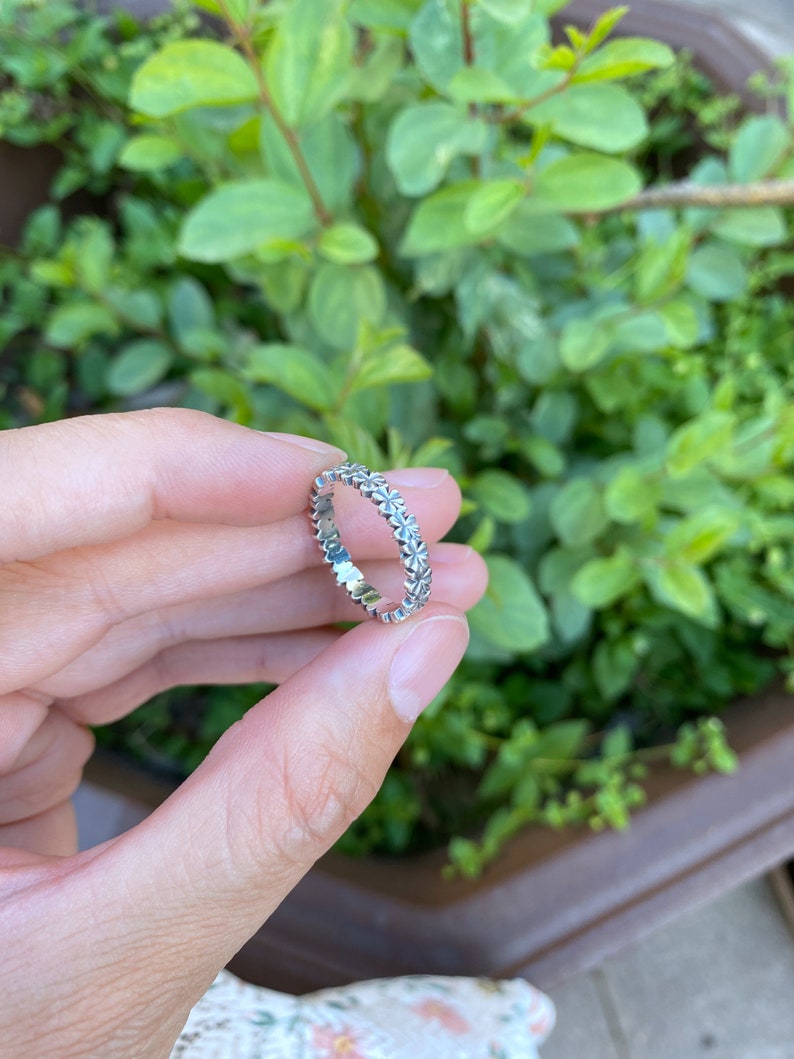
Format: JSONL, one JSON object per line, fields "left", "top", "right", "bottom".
{"left": 0, "top": 408, "right": 486, "bottom": 1057}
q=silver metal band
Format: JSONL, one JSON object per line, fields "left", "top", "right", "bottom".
{"left": 309, "top": 461, "right": 432, "bottom": 623}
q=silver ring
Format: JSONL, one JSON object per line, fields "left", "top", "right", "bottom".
{"left": 309, "top": 461, "right": 432, "bottom": 623}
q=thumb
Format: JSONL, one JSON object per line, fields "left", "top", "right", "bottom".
{"left": 4, "top": 605, "right": 468, "bottom": 1056}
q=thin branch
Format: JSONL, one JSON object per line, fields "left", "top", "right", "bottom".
{"left": 600, "top": 178, "right": 794, "bottom": 214}
{"left": 460, "top": 1, "right": 481, "bottom": 178}
{"left": 219, "top": 1, "right": 333, "bottom": 226}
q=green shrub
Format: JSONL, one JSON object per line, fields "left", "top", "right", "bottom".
{"left": 2, "top": 0, "right": 794, "bottom": 875}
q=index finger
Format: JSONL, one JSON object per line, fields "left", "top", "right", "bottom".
{"left": 0, "top": 408, "right": 345, "bottom": 563}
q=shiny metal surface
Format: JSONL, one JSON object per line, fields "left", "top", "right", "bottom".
{"left": 309, "top": 462, "right": 432, "bottom": 623}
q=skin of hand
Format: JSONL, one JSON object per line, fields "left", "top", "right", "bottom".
{"left": 0, "top": 408, "right": 487, "bottom": 1058}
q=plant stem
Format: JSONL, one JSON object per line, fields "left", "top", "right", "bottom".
{"left": 603, "top": 178, "right": 794, "bottom": 214}
{"left": 460, "top": 0, "right": 482, "bottom": 179}
{"left": 219, "top": 2, "right": 333, "bottom": 226}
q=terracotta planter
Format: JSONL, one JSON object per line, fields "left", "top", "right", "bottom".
{"left": 85, "top": 688, "right": 794, "bottom": 993}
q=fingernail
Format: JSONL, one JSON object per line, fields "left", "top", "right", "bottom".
{"left": 389, "top": 615, "right": 469, "bottom": 723}
{"left": 388, "top": 467, "right": 449, "bottom": 489}
{"left": 260, "top": 431, "right": 346, "bottom": 460}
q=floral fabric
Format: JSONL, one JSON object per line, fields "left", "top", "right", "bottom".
{"left": 171, "top": 970, "right": 555, "bottom": 1058}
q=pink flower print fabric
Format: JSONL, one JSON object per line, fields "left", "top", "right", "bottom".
{"left": 171, "top": 970, "right": 556, "bottom": 1058}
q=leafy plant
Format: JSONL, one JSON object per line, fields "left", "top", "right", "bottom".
{"left": 2, "top": 0, "right": 794, "bottom": 875}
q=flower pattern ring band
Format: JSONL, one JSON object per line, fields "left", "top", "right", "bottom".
{"left": 309, "top": 462, "right": 432, "bottom": 623}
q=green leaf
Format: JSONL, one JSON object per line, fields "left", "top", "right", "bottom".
{"left": 496, "top": 202, "right": 579, "bottom": 255}
{"left": 104, "top": 288, "right": 162, "bottom": 331}
{"left": 167, "top": 277, "right": 215, "bottom": 352}
{"left": 399, "top": 181, "right": 480, "bottom": 256}
{"left": 75, "top": 221, "right": 115, "bottom": 293}
{"left": 446, "top": 66, "right": 519, "bottom": 104}
{"left": 728, "top": 115, "right": 790, "bottom": 183}
{"left": 711, "top": 208, "right": 787, "bottom": 248}
{"left": 409, "top": 0, "right": 464, "bottom": 93}
{"left": 659, "top": 298, "right": 700, "bottom": 348}
{"left": 585, "top": 5, "right": 628, "bottom": 50}
{"left": 106, "top": 339, "right": 172, "bottom": 396}
{"left": 549, "top": 479, "right": 609, "bottom": 547}
{"left": 479, "top": 0, "right": 534, "bottom": 24}
{"left": 571, "top": 551, "right": 639, "bottom": 608}
{"left": 559, "top": 318, "right": 611, "bottom": 372}
{"left": 470, "top": 470, "right": 532, "bottom": 524}
{"left": 686, "top": 241, "right": 747, "bottom": 302}
{"left": 604, "top": 466, "right": 658, "bottom": 524}
{"left": 45, "top": 302, "right": 118, "bottom": 348}
{"left": 190, "top": 368, "right": 253, "bottom": 423}
{"left": 593, "top": 639, "right": 639, "bottom": 700}
{"left": 129, "top": 40, "right": 258, "bottom": 118}
{"left": 349, "top": 344, "right": 432, "bottom": 392}
{"left": 634, "top": 229, "right": 691, "bottom": 304}
{"left": 308, "top": 263, "right": 386, "bottom": 350}
{"left": 347, "top": 36, "right": 404, "bottom": 103}
{"left": 118, "top": 134, "right": 182, "bottom": 172}
{"left": 469, "top": 555, "right": 550, "bottom": 653}
{"left": 243, "top": 343, "right": 337, "bottom": 411}
{"left": 575, "top": 37, "right": 674, "bottom": 82}
{"left": 178, "top": 180, "right": 315, "bottom": 263}
{"left": 386, "top": 103, "right": 487, "bottom": 195}
{"left": 528, "top": 84, "right": 648, "bottom": 153}
{"left": 666, "top": 411, "right": 735, "bottom": 478}
{"left": 265, "top": 0, "right": 353, "bottom": 127}
{"left": 463, "top": 180, "right": 524, "bottom": 234}
{"left": 664, "top": 507, "right": 741, "bottom": 564}
{"left": 318, "top": 223, "right": 379, "bottom": 264}
{"left": 350, "top": 0, "right": 422, "bottom": 31}
{"left": 643, "top": 560, "right": 716, "bottom": 623}
{"left": 260, "top": 111, "right": 358, "bottom": 214}
{"left": 534, "top": 153, "right": 641, "bottom": 212}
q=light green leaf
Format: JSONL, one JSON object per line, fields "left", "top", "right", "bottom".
{"left": 265, "top": 0, "right": 353, "bottom": 127}
{"left": 469, "top": 555, "right": 550, "bottom": 652}
{"left": 470, "top": 469, "right": 532, "bottom": 524}
{"left": 45, "top": 302, "right": 118, "bottom": 348}
{"left": 318, "top": 223, "right": 379, "bottom": 264}
{"left": 463, "top": 180, "right": 524, "bottom": 234}
{"left": 643, "top": 560, "right": 716, "bottom": 623}
{"left": 346, "top": 35, "right": 404, "bottom": 102}
{"left": 446, "top": 66, "right": 519, "bottom": 103}
{"left": 243, "top": 343, "right": 337, "bottom": 411}
{"left": 350, "top": 0, "right": 422, "bottom": 31}
{"left": 534, "top": 153, "right": 641, "bottom": 211}
{"left": 399, "top": 181, "right": 480, "bottom": 256}
{"left": 75, "top": 221, "right": 115, "bottom": 293}
{"left": 571, "top": 551, "right": 639, "bottom": 608}
{"left": 666, "top": 411, "right": 735, "bottom": 477}
{"left": 106, "top": 339, "right": 172, "bottom": 396}
{"left": 308, "top": 263, "right": 386, "bottom": 350}
{"left": 605, "top": 466, "right": 659, "bottom": 524}
{"left": 189, "top": 368, "right": 253, "bottom": 422}
{"left": 686, "top": 241, "right": 747, "bottom": 301}
{"left": 711, "top": 208, "right": 787, "bottom": 248}
{"left": 585, "top": 5, "right": 628, "bottom": 50}
{"left": 575, "top": 37, "right": 674, "bottom": 82}
{"left": 104, "top": 288, "right": 162, "bottom": 331}
{"left": 664, "top": 507, "right": 741, "bottom": 564}
{"left": 349, "top": 344, "right": 432, "bottom": 392}
{"left": 479, "top": 0, "right": 534, "bottom": 23}
{"left": 528, "top": 84, "right": 648, "bottom": 153}
{"left": 560, "top": 318, "right": 610, "bottom": 372}
{"left": 659, "top": 298, "right": 699, "bottom": 348}
{"left": 549, "top": 479, "right": 609, "bottom": 546}
{"left": 129, "top": 40, "right": 258, "bottom": 118}
{"left": 386, "top": 102, "right": 487, "bottom": 195}
{"left": 728, "top": 115, "right": 790, "bottom": 183}
{"left": 634, "top": 229, "right": 690, "bottom": 304}
{"left": 178, "top": 179, "right": 315, "bottom": 263}
{"left": 118, "top": 134, "right": 182, "bottom": 172}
